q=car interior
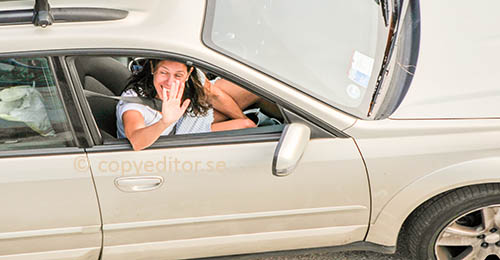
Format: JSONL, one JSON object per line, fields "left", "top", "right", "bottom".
{"left": 0, "top": 57, "right": 74, "bottom": 150}
{"left": 71, "top": 56, "right": 286, "bottom": 145}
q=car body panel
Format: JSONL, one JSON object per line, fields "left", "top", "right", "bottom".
{"left": 345, "top": 118, "right": 500, "bottom": 246}
{"left": 0, "top": 152, "right": 101, "bottom": 259}
{"left": 0, "top": 248, "right": 100, "bottom": 260}
{"left": 102, "top": 225, "right": 367, "bottom": 260}
{"left": 87, "top": 138, "right": 370, "bottom": 259}
{"left": 368, "top": 157, "right": 500, "bottom": 247}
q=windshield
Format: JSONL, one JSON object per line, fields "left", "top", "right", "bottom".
{"left": 204, "top": 0, "right": 384, "bottom": 118}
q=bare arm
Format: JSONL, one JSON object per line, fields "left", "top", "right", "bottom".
{"left": 123, "top": 110, "right": 172, "bottom": 151}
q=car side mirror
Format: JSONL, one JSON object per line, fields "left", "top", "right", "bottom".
{"left": 272, "top": 123, "right": 311, "bottom": 177}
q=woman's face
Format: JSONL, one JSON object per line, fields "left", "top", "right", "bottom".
{"left": 152, "top": 60, "right": 191, "bottom": 99}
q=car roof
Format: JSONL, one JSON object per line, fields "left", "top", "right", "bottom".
{"left": 0, "top": 0, "right": 204, "bottom": 54}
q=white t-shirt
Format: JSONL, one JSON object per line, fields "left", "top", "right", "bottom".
{"left": 116, "top": 89, "right": 214, "bottom": 139}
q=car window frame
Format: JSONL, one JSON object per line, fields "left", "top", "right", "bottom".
{"left": 57, "top": 49, "right": 348, "bottom": 152}
{"left": 64, "top": 54, "right": 288, "bottom": 148}
{"left": 64, "top": 55, "right": 103, "bottom": 146}
{"left": 0, "top": 53, "right": 89, "bottom": 158}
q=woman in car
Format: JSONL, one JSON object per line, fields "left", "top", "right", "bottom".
{"left": 117, "top": 59, "right": 256, "bottom": 151}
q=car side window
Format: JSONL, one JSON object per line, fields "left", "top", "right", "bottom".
{"left": 0, "top": 57, "right": 75, "bottom": 151}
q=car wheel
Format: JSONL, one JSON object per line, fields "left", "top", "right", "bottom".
{"left": 406, "top": 184, "right": 500, "bottom": 260}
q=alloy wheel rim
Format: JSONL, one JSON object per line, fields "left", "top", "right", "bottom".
{"left": 435, "top": 205, "right": 500, "bottom": 260}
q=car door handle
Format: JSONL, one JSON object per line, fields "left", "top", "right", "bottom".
{"left": 114, "top": 176, "right": 164, "bottom": 192}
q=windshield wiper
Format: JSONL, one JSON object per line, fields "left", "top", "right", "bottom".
{"left": 368, "top": 0, "right": 401, "bottom": 117}
{"left": 374, "top": 0, "right": 389, "bottom": 27}
{"left": 380, "top": 0, "right": 389, "bottom": 27}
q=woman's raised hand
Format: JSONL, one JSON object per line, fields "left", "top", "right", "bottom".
{"left": 160, "top": 80, "right": 191, "bottom": 125}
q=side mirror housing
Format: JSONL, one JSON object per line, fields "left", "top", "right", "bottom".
{"left": 272, "top": 123, "right": 311, "bottom": 176}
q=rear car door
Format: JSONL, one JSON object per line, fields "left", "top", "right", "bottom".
{"left": 0, "top": 57, "right": 101, "bottom": 259}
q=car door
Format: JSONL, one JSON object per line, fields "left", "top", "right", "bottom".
{"left": 66, "top": 53, "right": 370, "bottom": 260}
{"left": 86, "top": 124, "right": 369, "bottom": 260}
{"left": 0, "top": 57, "right": 101, "bottom": 259}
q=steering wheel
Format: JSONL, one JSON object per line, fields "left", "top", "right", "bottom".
{"left": 127, "top": 57, "right": 148, "bottom": 74}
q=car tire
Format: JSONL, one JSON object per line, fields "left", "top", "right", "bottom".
{"left": 406, "top": 183, "right": 500, "bottom": 260}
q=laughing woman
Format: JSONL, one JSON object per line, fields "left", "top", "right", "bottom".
{"left": 116, "top": 59, "right": 255, "bottom": 151}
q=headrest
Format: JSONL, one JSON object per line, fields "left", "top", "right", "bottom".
{"left": 73, "top": 56, "right": 131, "bottom": 96}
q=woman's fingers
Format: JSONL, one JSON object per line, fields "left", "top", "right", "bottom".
{"left": 169, "top": 80, "right": 179, "bottom": 100}
{"left": 162, "top": 86, "right": 168, "bottom": 101}
{"left": 177, "top": 80, "right": 185, "bottom": 100}
{"left": 180, "top": 98, "right": 191, "bottom": 113}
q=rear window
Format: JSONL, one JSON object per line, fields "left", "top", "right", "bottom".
{"left": 203, "top": 0, "right": 384, "bottom": 117}
{"left": 0, "top": 57, "right": 75, "bottom": 151}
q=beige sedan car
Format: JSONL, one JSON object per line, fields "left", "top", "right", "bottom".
{"left": 1, "top": 0, "right": 499, "bottom": 259}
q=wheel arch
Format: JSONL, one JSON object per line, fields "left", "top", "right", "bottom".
{"left": 365, "top": 157, "right": 500, "bottom": 247}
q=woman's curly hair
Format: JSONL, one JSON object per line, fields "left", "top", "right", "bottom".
{"left": 124, "top": 59, "right": 211, "bottom": 116}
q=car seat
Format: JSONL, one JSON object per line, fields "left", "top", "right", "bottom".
{"left": 73, "top": 56, "right": 131, "bottom": 138}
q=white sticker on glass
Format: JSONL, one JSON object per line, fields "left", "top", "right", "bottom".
{"left": 346, "top": 84, "right": 361, "bottom": 100}
{"left": 348, "top": 51, "right": 374, "bottom": 88}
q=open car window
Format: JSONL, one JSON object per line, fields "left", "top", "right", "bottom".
{"left": 68, "top": 55, "right": 288, "bottom": 148}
